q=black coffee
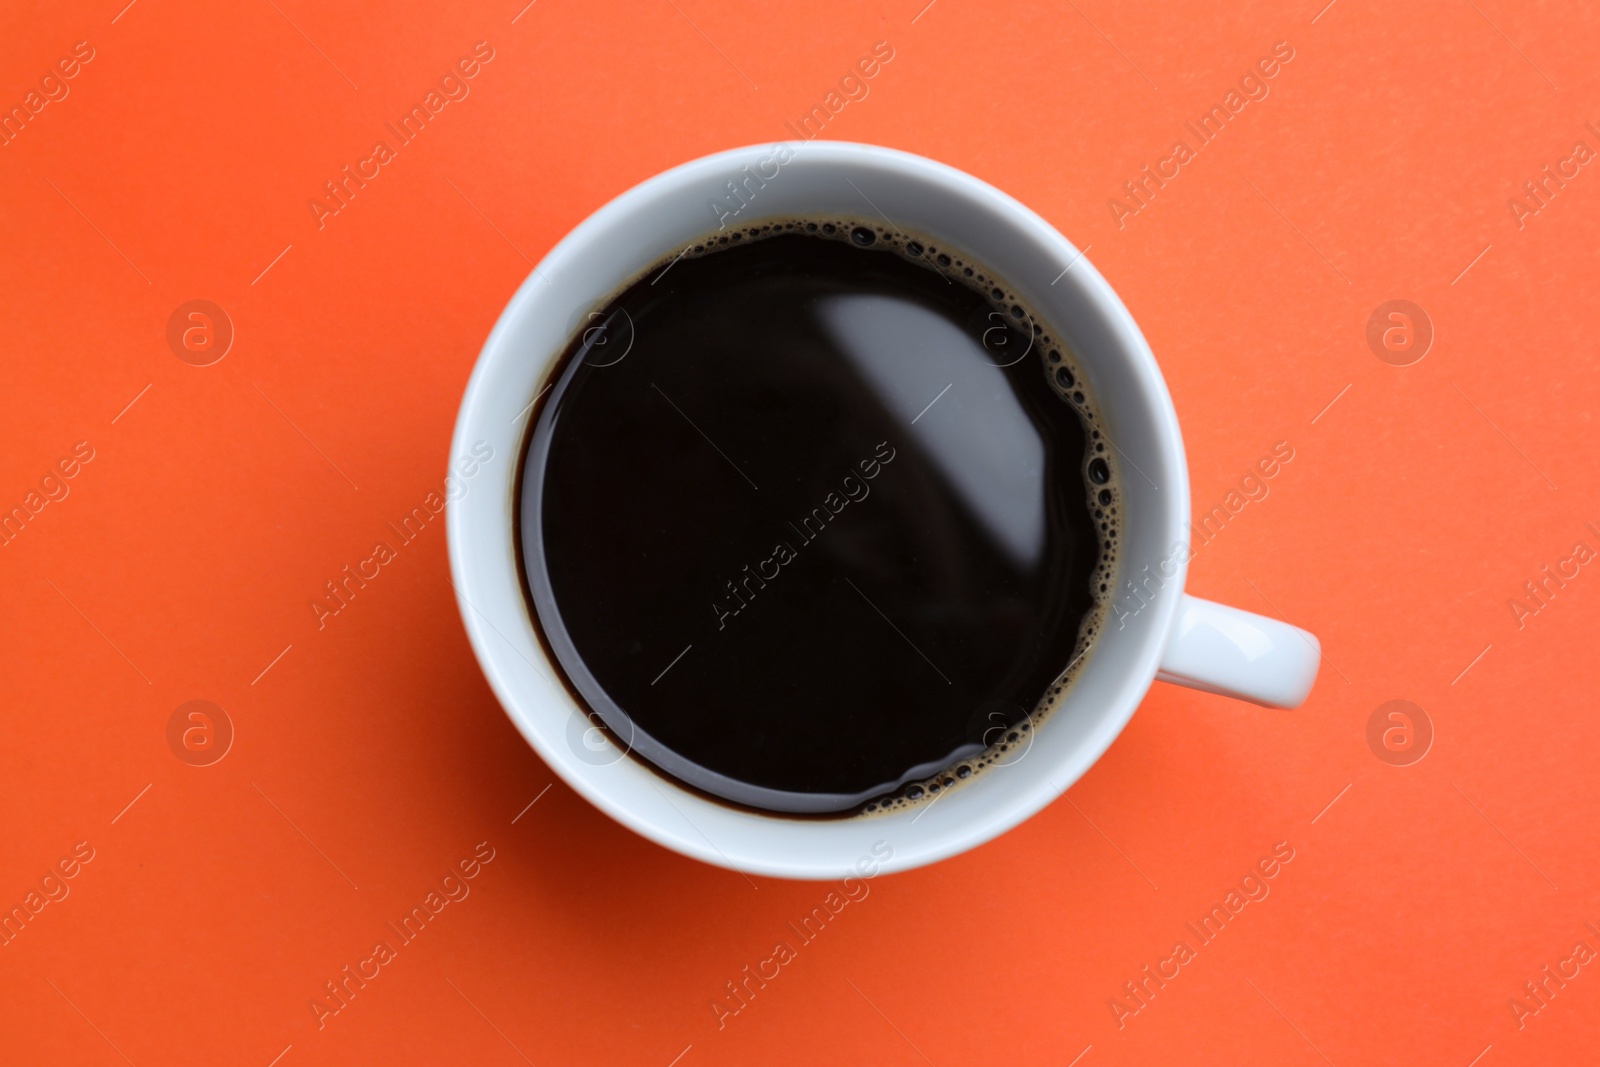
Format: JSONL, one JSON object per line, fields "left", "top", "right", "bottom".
{"left": 518, "top": 220, "right": 1117, "bottom": 814}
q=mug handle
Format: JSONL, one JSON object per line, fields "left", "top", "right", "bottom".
{"left": 1155, "top": 594, "right": 1321, "bottom": 709}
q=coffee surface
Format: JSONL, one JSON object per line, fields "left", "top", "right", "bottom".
{"left": 519, "top": 223, "right": 1114, "bottom": 813}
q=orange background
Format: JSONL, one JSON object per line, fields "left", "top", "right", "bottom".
{"left": 3, "top": 0, "right": 1598, "bottom": 1063}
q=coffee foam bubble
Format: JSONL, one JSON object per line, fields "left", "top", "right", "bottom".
{"left": 667, "top": 218, "right": 1121, "bottom": 816}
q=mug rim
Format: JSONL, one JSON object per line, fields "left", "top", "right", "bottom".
{"left": 447, "top": 140, "right": 1190, "bottom": 878}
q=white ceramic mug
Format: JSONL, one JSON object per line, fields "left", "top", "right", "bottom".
{"left": 447, "top": 141, "right": 1320, "bottom": 880}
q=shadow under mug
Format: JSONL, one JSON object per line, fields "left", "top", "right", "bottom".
{"left": 447, "top": 141, "right": 1320, "bottom": 880}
